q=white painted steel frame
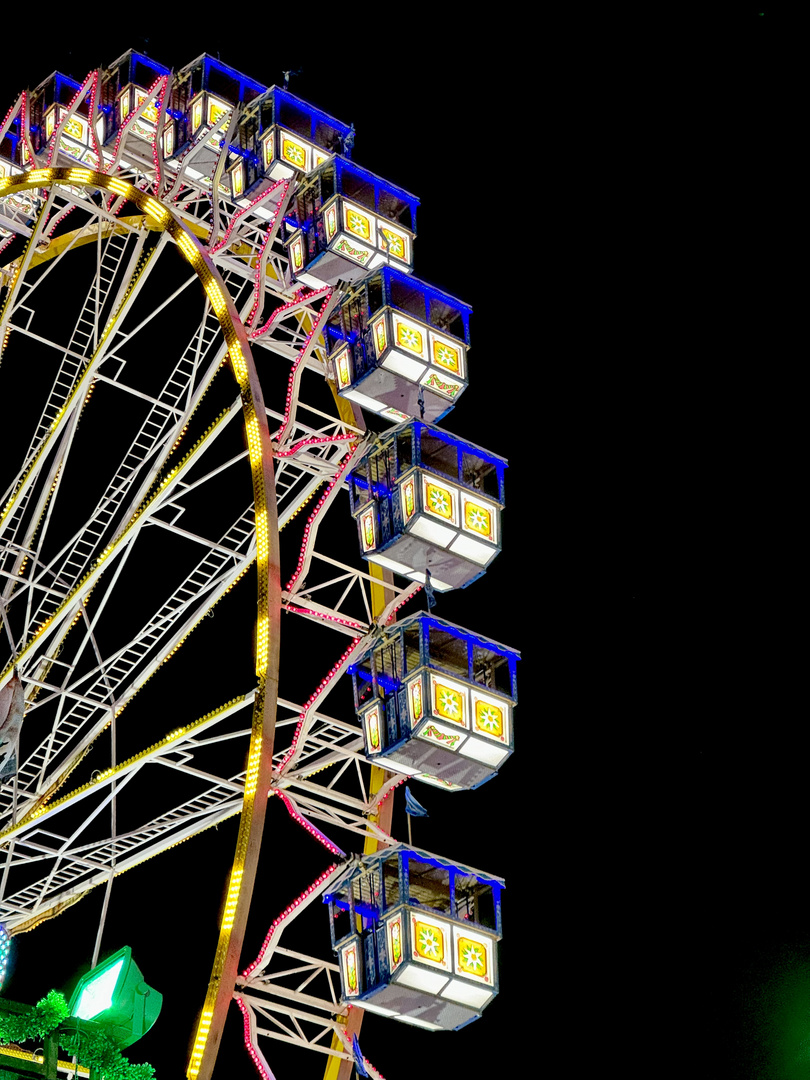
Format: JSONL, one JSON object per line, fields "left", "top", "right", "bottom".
{"left": 0, "top": 92, "right": 407, "bottom": 1077}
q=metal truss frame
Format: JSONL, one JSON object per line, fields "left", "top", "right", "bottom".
{"left": 0, "top": 73, "right": 415, "bottom": 1079}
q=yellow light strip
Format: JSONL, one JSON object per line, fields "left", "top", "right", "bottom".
{"left": 1, "top": 234, "right": 161, "bottom": 530}
{"left": 0, "top": 1046, "right": 89, "bottom": 1076}
{"left": 9, "top": 801, "right": 244, "bottom": 939}
{"left": 0, "top": 695, "right": 247, "bottom": 842}
{"left": 1, "top": 171, "right": 279, "bottom": 1080}
{"left": 0, "top": 406, "right": 233, "bottom": 688}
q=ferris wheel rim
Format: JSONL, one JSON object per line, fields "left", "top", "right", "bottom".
{"left": 0, "top": 167, "right": 282, "bottom": 1078}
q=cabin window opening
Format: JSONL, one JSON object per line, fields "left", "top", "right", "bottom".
{"left": 455, "top": 875, "right": 496, "bottom": 930}
{"left": 471, "top": 645, "right": 512, "bottom": 697}
{"left": 428, "top": 628, "right": 468, "bottom": 679}
{"left": 461, "top": 451, "right": 499, "bottom": 499}
{"left": 407, "top": 857, "right": 453, "bottom": 915}
{"left": 403, "top": 627, "right": 421, "bottom": 673}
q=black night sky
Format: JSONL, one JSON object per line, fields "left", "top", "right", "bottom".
{"left": 0, "top": 11, "right": 798, "bottom": 1080}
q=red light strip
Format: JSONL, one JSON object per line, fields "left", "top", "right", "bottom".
{"left": 210, "top": 177, "right": 289, "bottom": 259}
{"left": 45, "top": 70, "right": 99, "bottom": 168}
{"left": 240, "top": 863, "right": 340, "bottom": 979}
{"left": 284, "top": 447, "right": 355, "bottom": 593}
{"left": 274, "top": 636, "right": 362, "bottom": 775}
{"left": 250, "top": 282, "right": 331, "bottom": 342}
{"left": 283, "top": 602, "right": 366, "bottom": 632}
{"left": 235, "top": 996, "right": 272, "bottom": 1080}
{"left": 273, "top": 790, "right": 344, "bottom": 855}
{"left": 45, "top": 201, "right": 77, "bottom": 238}
{"left": 103, "top": 75, "right": 167, "bottom": 179}
{"left": 274, "top": 432, "right": 355, "bottom": 459}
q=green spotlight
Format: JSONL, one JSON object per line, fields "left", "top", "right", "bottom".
{"left": 67, "top": 946, "right": 162, "bottom": 1049}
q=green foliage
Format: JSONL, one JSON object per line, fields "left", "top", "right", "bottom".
{"left": 0, "top": 989, "right": 68, "bottom": 1043}
{"left": 59, "top": 1026, "right": 155, "bottom": 1080}
{"left": 0, "top": 991, "right": 155, "bottom": 1079}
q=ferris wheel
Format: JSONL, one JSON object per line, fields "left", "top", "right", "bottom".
{"left": 0, "top": 51, "right": 518, "bottom": 1079}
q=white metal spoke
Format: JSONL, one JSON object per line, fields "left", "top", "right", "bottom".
{"left": 0, "top": 52, "right": 513, "bottom": 1080}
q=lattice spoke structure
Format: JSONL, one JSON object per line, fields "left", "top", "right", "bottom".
{"left": 0, "top": 53, "right": 489, "bottom": 1080}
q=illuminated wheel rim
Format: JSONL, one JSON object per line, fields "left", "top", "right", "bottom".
{"left": 0, "top": 168, "right": 281, "bottom": 1073}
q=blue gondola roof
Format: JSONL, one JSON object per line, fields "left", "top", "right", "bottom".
{"left": 327, "top": 843, "right": 505, "bottom": 894}
{"left": 377, "top": 266, "right": 471, "bottom": 315}
{"left": 358, "top": 612, "right": 520, "bottom": 663}
{"left": 360, "top": 420, "right": 508, "bottom": 475}
{"left": 180, "top": 53, "right": 268, "bottom": 99}
{"left": 260, "top": 85, "right": 352, "bottom": 140}
{"left": 306, "top": 155, "right": 419, "bottom": 216}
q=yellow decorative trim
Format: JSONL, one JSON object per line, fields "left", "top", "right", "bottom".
{"left": 0, "top": 1046, "right": 89, "bottom": 1076}
{"left": 0, "top": 696, "right": 247, "bottom": 842}
{"left": 0, "top": 171, "right": 280, "bottom": 1080}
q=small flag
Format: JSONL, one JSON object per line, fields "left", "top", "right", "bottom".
{"left": 352, "top": 1034, "right": 369, "bottom": 1077}
{"left": 404, "top": 786, "right": 429, "bottom": 818}
{"left": 424, "top": 568, "right": 437, "bottom": 610}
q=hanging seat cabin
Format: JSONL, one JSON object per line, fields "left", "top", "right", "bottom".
{"left": 232, "top": 85, "right": 351, "bottom": 195}
{"left": 327, "top": 267, "right": 471, "bottom": 422}
{"left": 0, "top": 65, "right": 108, "bottom": 232}
{"left": 27, "top": 68, "right": 103, "bottom": 166}
{"left": 167, "top": 54, "right": 269, "bottom": 190}
{"left": 0, "top": 106, "right": 41, "bottom": 233}
{"left": 350, "top": 613, "right": 518, "bottom": 789}
{"left": 97, "top": 51, "right": 174, "bottom": 164}
{"left": 348, "top": 421, "right": 506, "bottom": 591}
{"left": 285, "top": 157, "right": 417, "bottom": 288}
{"left": 103, "top": 55, "right": 349, "bottom": 204}
{"left": 327, "top": 845, "right": 504, "bottom": 1031}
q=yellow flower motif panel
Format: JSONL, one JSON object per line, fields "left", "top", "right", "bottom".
{"left": 431, "top": 675, "right": 468, "bottom": 727}
{"left": 452, "top": 927, "right": 494, "bottom": 984}
{"left": 410, "top": 915, "right": 451, "bottom": 970}
{"left": 345, "top": 206, "right": 371, "bottom": 240}
{"left": 415, "top": 921, "right": 444, "bottom": 962}
{"left": 282, "top": 136, "right": 307, "bottom": 170}
{"left": 207, "top": 99, "right": 229, "bottom": 127}
{"left": 472, "top": 691, "right": 510, "bottom": 743}
{"left": 474, "top": 699, "right": 503, "bottom": 738}
{"left": 424, "top": 480, "right": 455, "bottom": 522}
{"left": 431, "top": 336, "right": 462, "bottom": 375}
{"left": 64, "top": 115, "right": 86, "bottom": 142}
{"left": 395, "top": 318, "right": 425, "bottom": 357}
{"left": 191, "top": 98, "right": 203, "bottom": 131}
{"left": 134, "top": 90, "right": 159, "bottom": 125}
{"left": 462, "top": 496, "right": 497, "bottom": 543}
{"left": 380, "top": 226, "right": 406, "bottom": 259}
{"left": 325, "top": 203, "right": 337, "bottom": 240}
{"left": 457, "top": 937, "right": 488, "bottom": 978}
{"left": 291, "top": 236, "right": 304, "bottom": 270}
